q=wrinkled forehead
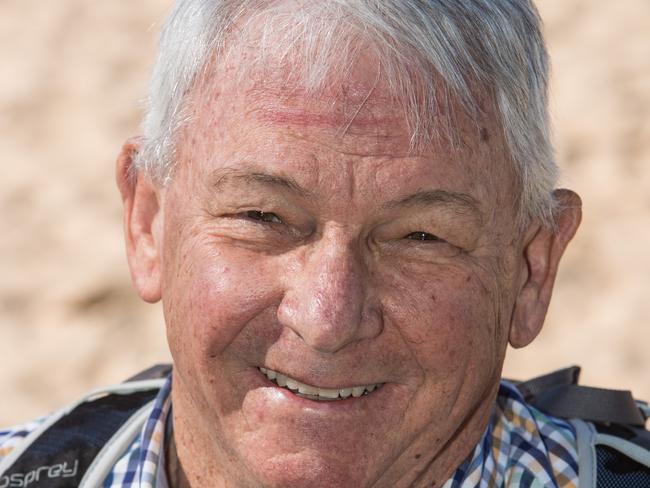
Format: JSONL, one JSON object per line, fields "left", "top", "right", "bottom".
{"left": 247, "top": 74, "right": 412, "bottom": 147}
{"left": 191, "top": 53, "right": 503, "bottom": 161}
{"left": 174, "top": 40, "right": 520, "bottom": 230}
{"left": 181, "top": 60, "right": 517, "bottom": 218}
{"left": 186, "top": 3, "right": 504, "bottom": 155}
{"left": 174, "top": 8, "right": 518, "bottom": 213}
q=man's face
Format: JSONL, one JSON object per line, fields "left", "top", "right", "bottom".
{"left": 153, "top": 63, "right": 526, "bottom": 487}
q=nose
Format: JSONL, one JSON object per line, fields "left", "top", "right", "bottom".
{"left": 277, "top": 230, "right": 383, "bottom": 354}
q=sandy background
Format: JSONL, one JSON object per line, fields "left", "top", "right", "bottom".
{"left": 1, "top": 1, "right": 648, "bottom": 425}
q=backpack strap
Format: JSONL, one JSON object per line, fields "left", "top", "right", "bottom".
{"left": 509, "top": 365, "right": 582, "bottom": 400}
{"left": 0, "top": 365, "right": 171, "bottom": 488}
{"left": 570, "top": 419, "right": 650, "bottom": 487}
{"left": 569, "top": 419, "right": 598, "bottom": 487}
{"left": 511, "top": 366, "right": 647, "bottom": 427}
{"left": 124, "top": 363, "right": 173, "bottom": 382}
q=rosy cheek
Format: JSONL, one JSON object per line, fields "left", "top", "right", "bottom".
{"left": 164, "top": 242, "right": 283, "bottom": 360}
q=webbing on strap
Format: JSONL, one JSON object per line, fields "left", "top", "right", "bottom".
{"left": 509, "top": 365, "right": 581, "bottom": 401}
{"left": 510, "top": 366, "right": 647, "bottom": 427}
{"left": 530, "top": 385, "right": 646, "bottom": 427}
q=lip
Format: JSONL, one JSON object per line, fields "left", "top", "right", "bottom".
{"left": 250, "top": 366, "right": 390, "bottom": 411}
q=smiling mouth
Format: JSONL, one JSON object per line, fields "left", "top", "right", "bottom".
{"left": 258, "top": 367, "right": 384, "bottom": 401}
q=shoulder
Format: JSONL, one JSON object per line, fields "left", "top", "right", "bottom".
{"left": 0, "top": 417, "right": 48, "bottom": 464}
{"left": 0, "top": 369, "right": 172, "bottom": 487}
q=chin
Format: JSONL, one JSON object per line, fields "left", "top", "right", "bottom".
{"left": 245, "top": 449, "right": 364, "bottom": 488}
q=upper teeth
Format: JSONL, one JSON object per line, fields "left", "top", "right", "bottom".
{"left": 259, "top": 367, "right": 382, "bottom": 401}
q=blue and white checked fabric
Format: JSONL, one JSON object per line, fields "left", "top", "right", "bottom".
{"left": 443, "top": 382, "right": 579, "bottom": 487}
{"left": 1, "top": 379, "right": 578, "bottom": 487}
{"left": 101, "top": 377, "right": 172, "bottom": 487}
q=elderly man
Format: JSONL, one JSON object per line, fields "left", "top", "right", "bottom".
{"left": 7, "top": 1, "right": 648, "bottom": 487}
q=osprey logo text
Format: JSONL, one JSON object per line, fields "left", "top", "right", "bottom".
{"left": 0, "top": 460, "right": 78, "bottom": 487}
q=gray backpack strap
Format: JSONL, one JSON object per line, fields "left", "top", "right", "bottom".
{"left": 570, "top": 419, "right": 597, "bottom": 487}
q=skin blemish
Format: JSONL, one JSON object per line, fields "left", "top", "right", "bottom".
{"left": 415, "top": 454, "right": 422, "bottom": 460}
{"left": 480, "top": 127, "right": 490, "bottom": 142}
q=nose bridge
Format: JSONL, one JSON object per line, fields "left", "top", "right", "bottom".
{"left": 280, "top": 227, "right": 380, "bottom": 353}
{"left": 312, "top": 236, "right": 362, "bottom": 326}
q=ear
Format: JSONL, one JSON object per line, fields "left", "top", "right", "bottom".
{"left": 115, "top": 138, "right": 163, "bottom": 303}
{"left": 509, "top": 189, "right": 582, "bottom": 348}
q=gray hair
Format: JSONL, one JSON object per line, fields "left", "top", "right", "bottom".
{"left": 136, "top": 0, "right": 557, "bottom": 227}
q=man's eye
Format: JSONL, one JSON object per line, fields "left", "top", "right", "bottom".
{"left": 404, "top": 231, "right": 442, "bottom": 242}
{"left": 244, "top": 210, "right": 283, "bottom": 224}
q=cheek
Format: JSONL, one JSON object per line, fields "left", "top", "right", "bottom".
{"left": 378, "top": 263, "right": 501, "bottom": 374}
{"left": 161, "top": 236, "right": 282, "bottom": 363}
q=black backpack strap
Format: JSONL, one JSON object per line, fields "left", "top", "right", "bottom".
{"left": 531, "top": 385, "right": 646, "bottom": 427}
{"left": 510, "top": 366, "right": 647, "bottom": 427}
{"left": 0, "top": 367, "right": 170, "bottom": 488}
{"left": 508, "top": 365, "right": 581, "bottom": 400}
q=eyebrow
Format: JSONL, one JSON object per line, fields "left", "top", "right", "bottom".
{"left": 383, "top": 189, "right": 482, "bottom": 219}
{"left": 210, "top": 167, "right": 482, "bottom": 219}
{"left": 210, "top": 167, "right": 313, "bottom": 198}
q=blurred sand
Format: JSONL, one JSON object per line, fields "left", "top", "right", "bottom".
{"left": 1, "top": 0, "right": 648, "bottom": 425}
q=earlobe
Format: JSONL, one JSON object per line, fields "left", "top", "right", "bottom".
{"left": 116, "top": 138, "right": 163, "bottom": 303}
{"left": 509, "top": 190, "right": 582, "bottom": 348}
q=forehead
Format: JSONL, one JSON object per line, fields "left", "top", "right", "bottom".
{"left": 177, "top": 50, "right": 517, "bottom": 215}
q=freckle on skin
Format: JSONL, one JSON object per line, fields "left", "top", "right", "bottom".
{"left": 415, "top": 454, "right": 422, "bottom": 460}
{"left": 430, "top": 294, "right": 436, "bottom": 302}
{"left": 480, "top": 127, "right": 489, "bottom": 142}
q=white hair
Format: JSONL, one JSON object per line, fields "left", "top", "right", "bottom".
{"left": 136, "top": 0, "right": 557, "bottom": 227}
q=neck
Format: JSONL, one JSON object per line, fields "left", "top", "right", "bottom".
{"left": 166, "top": 429, "right": 192, "bottom": 488}
{"left": 383, "top": 385, "right": 498, "bottom": 488}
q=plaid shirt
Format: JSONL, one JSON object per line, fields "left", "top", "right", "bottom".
{"left": 0, "top": 379, "right": 578, "bottom": 487}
